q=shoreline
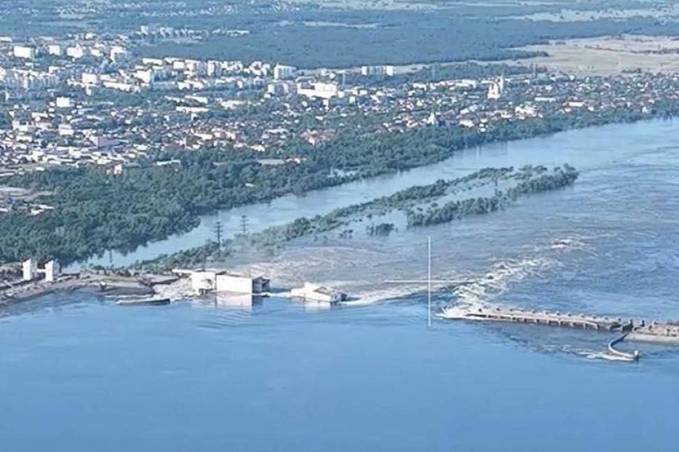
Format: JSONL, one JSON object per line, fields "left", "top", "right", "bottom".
{"left": 69, "top": 115, "right": 679, "bottom": 271}
{"left": 0, "top": 273, "right": 160, "bottom": 307}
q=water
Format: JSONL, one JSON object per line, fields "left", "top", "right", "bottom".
{"left": 2, "top": 295, "right": 679, "bottom": 451}
{"left": 5, "top": 118, "right": 679, "bottom": 451}
{"left": 72, "top": 118, "right": 679, "bottom": 269}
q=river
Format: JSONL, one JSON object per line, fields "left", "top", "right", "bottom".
{"left": 3, "top": 118, "right": 679, "bottom": 451}
{"left": 71, "top": 117, "right": 679, "bottom": 270}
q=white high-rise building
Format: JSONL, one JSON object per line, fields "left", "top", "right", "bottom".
{"left": 110, "top": 46, "right": 129, "bottom": 63}
{"left": 44, "top": 260, "right": 60, "bottom": 283}
{"left": 47, "top": 44, "right": 62, "bottom": 56}
{"left": 487, "top": 75, "right": 504, "bottom": 100}
{"left": 360, "top": 65, "right": 394, "bottom": 77}
{"left": 13, "top": 45, "right": 36, "bottom": 60}
{"left": 22, "top": 259, "right": 37, "bottom": 281}
{"left": 66, "top": 46, "right": 85, "bottom": 59}
{"left": 56, "top": 96, "right": 72, "bottom": 109}
{"left": 274, "top": 64, "right": 297, "bottom": 80}
{"left": 82, "top": 72, "right": 99, "bottom": 86}
{"left": 21, "top": 258, "right": 60, "bottom": 282}
{"left": 297, "top": 81, "right": 341, "bottom": 100}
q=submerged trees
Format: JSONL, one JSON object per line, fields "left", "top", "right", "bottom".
{"left": 407, "top": 165, "right": 579, "bottom": 227}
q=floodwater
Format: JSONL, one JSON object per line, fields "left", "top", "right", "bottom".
{"left": 4, "top": 119, "right": 679, "bottom": 451}
{"left": 72, "top": 117, "right": 679, "bottom": 270}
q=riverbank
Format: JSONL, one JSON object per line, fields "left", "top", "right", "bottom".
{"left": 0, "top": 272, "right": 174, "bottom": 307}
{"left": 68, "top": 116, "right": 679, "bottom": 270}
{"left": 5, "top": 107, "right": 679, "bottom": 269}
{"left": 132, "top": 164, "right": 579, "bottom": 271}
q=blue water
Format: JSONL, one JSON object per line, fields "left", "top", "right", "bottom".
{"left": 1, "top": 295, "right": 678, "bottom": 451}
{"left": 73, "top": 117, "right": 679, "bottom": 269}
{"left": 5, "top": 119, "right": 679, "bottom": 451}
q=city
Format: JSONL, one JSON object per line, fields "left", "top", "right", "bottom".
{"left": 2, "top": 1, "right": 679, "bottom": 451}
{"left": 3, "top": 30, "right": 679, "bottom": 180}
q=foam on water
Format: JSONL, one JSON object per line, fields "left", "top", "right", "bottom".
{"left": 452, "top": 257, "right": 554, "bottom": 307}
{"left": 448, "top": 234, "right": 594, "bottom": 312}
{"left": 222, "top": 229, "right": 597, "bottom": 312}
{"left": 579, "top": 350, "right": 639, "bottom": 363}
{"left": 341, "top": 286, "right": 424, "bottom": 306}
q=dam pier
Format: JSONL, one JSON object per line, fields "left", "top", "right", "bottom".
{"left": 0, "top": 271, "right": 176, "bottom": 306}
{"left": 442, "top": 304, "right": 679, "bottom": 360}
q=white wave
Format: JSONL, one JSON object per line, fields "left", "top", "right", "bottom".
{"left": 452, "top": 256, "right": 555, "bottom": 309}
{"left": 451, "top": 234, "right": 595, "bottom": 310}
{"left": 342, "top": 285, "right": 427, "bottom": 306}
{"left": 550, "top": 237, "right": 586, "bottom": 250}
{"left": 152, "top": 278, "right": 192, "bottom": 301}
{"left": 577, "top": 350, "right": 638, "bottom": 363}
{"left": 221, "top": 232, "right": 597, "bottom": 308}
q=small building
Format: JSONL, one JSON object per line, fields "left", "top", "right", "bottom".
{"left": 58, "top": 123, "right": 75, "bottom": 136}
{"left": 290, "top": 283, "right": 347, "bottom": 304}
{"left": 216, "top": 273, "right": 269, "bottom": 295}
{"left": 189, "top": 270, "right": 217, "bottom": 295}
{"left": 134, "top": 69, "right": 155, "bottom": 85}
{"left": 109, "top": 46, "right": 129, "bottom": 63}
{"left": 176, "top": 269, "right": 270, "bottom": 296}
{"left": 487, "top": 75, "right": 505, "bottom": 100}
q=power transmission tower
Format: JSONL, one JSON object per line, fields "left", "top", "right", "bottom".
{"left": 202, "top": 237, "right": 208, "bottom": 270}
{"left": 214, "top": 219, "right": 223, "bottom": 247}
{"left": 240, "top": 215, "right": 249, "bottom": 235}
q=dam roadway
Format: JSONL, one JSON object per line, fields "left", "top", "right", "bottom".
{"left": 442, "top": 306, "right": 631, "bottom": 331}
{"left": 441, "top": 305, "right": 679, "bottom": 360}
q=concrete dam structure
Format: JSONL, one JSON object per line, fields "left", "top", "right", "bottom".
{"left": 441, "top": 305, "right": 679, "bottom": 361}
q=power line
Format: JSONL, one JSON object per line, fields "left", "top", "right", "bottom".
{"left": 240, "top": 215, "right": 249, "bottom": 235}
{"left": 214, "top": 219, "right": 223, "bottom": 247}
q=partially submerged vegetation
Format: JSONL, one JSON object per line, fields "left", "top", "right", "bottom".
{"left": 407, "top": 165, "right": 578, "bottom": 226}
{"left": 135, "top": 164, "right": 578, "bottom": 271}
{"left": 0, "top": 105, "right": 603, "bottom": 267}
{"left": 3, "top": 0, "right": 679, "bottom": 270}
{"left": 253, "top": 164, "right": 578, "bottom": 243}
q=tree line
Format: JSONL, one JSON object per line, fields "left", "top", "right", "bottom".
{"left": 0, "top": 96, "right": 669, "bottom": 266}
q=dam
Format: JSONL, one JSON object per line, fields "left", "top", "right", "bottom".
{"left": 441, "top": 304, "right": 679, "bottom": 360}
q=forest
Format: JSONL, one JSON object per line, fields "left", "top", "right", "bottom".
{"left": 3, "top": 0, "right": 679, "bottom": 69}
{"left": 345, "top": 63, "right": 543, "bottom": 89}
{"left": 0, "top": 100, "right": 675, "bottom": 266}
{"left": 133, "top": 165, "right": 578, "bottom": 271}
{"left": 136, "top": 13, "right": 672, "bottom": 68}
